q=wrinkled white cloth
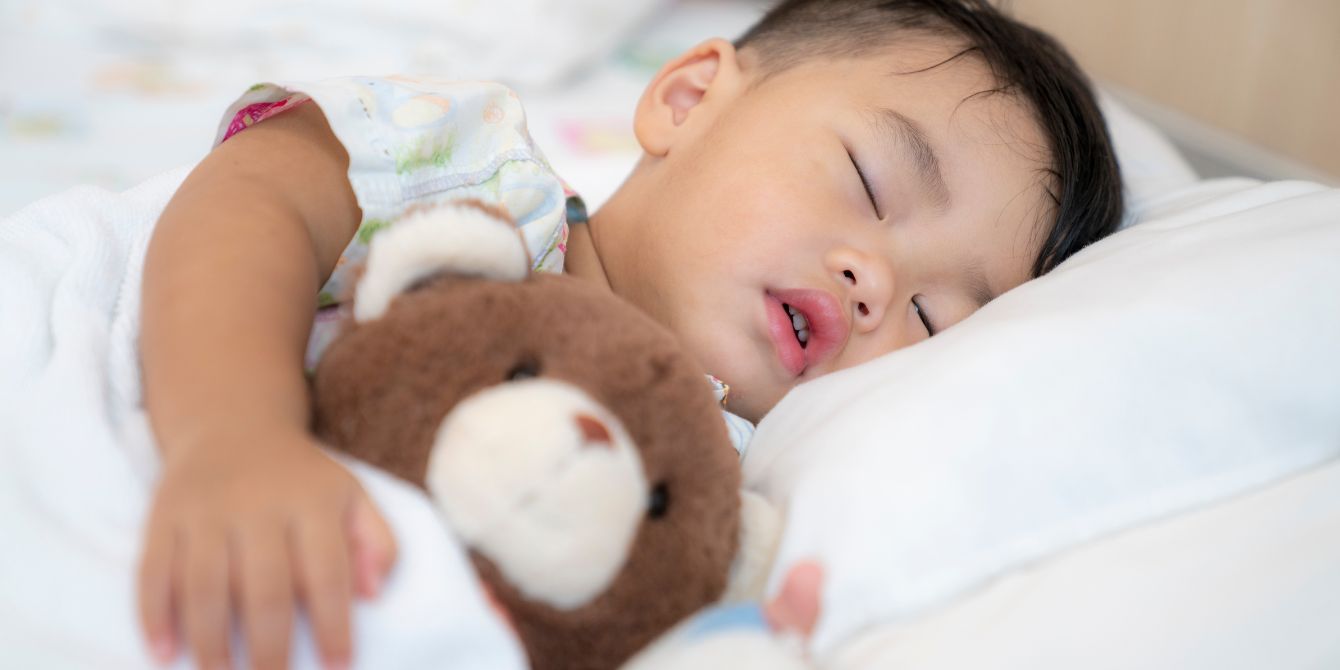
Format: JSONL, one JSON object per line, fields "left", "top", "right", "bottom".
{"left": 86, "top": 0, "right": 669, "bottom": 89}
{"left": 0, "top": 169, "right": 525, "bottom": 669}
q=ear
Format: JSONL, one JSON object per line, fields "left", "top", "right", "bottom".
{"left": 353, "top": 200, "right": 530, "bottom": 322}
{"left": 721, "top": 489, "right": 784, "bottom": 603}
{"left": 633, "top": 38, "right": 743, "bottom": 158}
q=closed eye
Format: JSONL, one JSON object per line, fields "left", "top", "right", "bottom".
{"left": 848, "top": 150, "right": 881, "bottom": 219}
{"left": 913, "top": 297, "right": 935, "bottom": 337}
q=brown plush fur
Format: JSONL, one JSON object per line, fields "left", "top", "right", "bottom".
{"left": 312, "top": 272, "right": 742, "bottom": 670}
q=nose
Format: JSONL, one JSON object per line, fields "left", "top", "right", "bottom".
{"left": 825, "top": 246, "right": 896, "bottom": 334}
{"left": 574, "top": 413, "right": 613, "bottom": 448}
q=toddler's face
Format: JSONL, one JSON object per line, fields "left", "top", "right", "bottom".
{"left": 601, "top": 38, "right": 1054, "bottom": 422}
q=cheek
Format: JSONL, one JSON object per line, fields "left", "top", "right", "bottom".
{"left": 681, "top": 119, "right": 838, "bottom": 238}
{"left": 687, "top": 165, "right": 835, "bottom": 266}
{"left": 683, "top": 330, "right": 784, "bottom": 422}
{"left": 646, "top": 181, "right": 774, "bottom": 273}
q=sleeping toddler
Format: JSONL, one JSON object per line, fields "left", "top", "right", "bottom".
{"left": 134, "top": 0, "right": 1124, "bottom": 667}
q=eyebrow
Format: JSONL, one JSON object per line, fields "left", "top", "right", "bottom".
{"left": 871, "top": 107, "right": 952, "bottom": 210}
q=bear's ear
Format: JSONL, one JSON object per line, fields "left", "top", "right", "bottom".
{"left": 721, "top": 489, "right": 783, "bottom": 603}
{"left": 353, "top": 200, "right": 531, "bottom": 322}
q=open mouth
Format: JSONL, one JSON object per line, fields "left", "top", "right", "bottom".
{"left": 767, "top": 288, "right": 848, "bottom": 378}
{"left": 783, "top": 303, "right": 810, "bottom": 348}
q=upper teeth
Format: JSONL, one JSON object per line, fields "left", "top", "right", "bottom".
{"left": 784, "top": 304, "right": 810, "bottom": 345}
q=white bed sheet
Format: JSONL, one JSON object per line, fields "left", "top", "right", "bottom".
{"left": 0, "top": 169, "right": 526, "bottom": 669}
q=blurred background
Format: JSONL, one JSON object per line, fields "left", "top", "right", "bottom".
{"left": 1013, "top": 0, "right": 1340, "bottom": 186}
{"left": 1, "top": 0, "right": 1336, "bottom": 217}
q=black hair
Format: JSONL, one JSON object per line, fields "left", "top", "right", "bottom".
{"left": 736, "top": 0, "right": 1123, "bottom": 276}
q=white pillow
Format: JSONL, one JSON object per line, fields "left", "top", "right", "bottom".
{"left": 743, "top": 178, "right": 1340, "bottom": 653}
{"left": 1096, "top": 90, "right": 1199, "bottom": 225}
{"left": 823, "top": 458, "right": 1340, "bottom": 669}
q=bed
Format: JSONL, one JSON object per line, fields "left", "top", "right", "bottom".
{"left": 2, "top": 1, "right": 1338, "bottom": 667}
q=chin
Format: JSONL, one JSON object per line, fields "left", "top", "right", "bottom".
{"left": 688, "top": 341, "right": 774, "bottom": 421}
{"left": 725, "top": 384, "right": 782, "bottom": 424}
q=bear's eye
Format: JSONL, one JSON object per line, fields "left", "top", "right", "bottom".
{"left": 647, "top": 483, "right": 670, "bottom": 519}
{"left": 507, "top": 359, "right": 541, "bottom": 381}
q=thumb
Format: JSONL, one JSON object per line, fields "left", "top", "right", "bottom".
{"left": 347, "top": 491, "right": 398, "bottom": 599}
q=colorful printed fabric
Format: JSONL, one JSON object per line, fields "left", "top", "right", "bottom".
{"left": 216, "top": 76, "right": 572, "bottom": 367}
{"left": 215, "top": 76, "right": 754, "bottom": 455}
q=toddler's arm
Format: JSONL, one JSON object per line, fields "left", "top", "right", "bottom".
{"left": 138, "top": 102, "right": 396, "bottom": 670}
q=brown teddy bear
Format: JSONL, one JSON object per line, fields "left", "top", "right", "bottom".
{"left": 309, "top": 201, "right": 746, "bottom": 670}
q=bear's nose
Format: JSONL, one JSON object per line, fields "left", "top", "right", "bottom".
{"left": 575, "top": 414, "right": 613, "bottom": 448}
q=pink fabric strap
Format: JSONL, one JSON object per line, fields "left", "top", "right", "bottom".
{"left": 221, "top": 96, "right": 310, "bottom": 143}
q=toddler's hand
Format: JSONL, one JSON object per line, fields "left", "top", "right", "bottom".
{"left": 137, "top": 435, "right": 396, "bottom": 670}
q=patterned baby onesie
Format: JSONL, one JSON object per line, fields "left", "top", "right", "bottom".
{"left": 216, "top": 76, "right": 755, "bottom": 455}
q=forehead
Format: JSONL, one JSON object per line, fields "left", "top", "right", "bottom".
{"left": 741, "top": 37, "right": 1057, "bottom": 282}
{"left": 743, "top": 35, "right": 1042, "bottom": 142}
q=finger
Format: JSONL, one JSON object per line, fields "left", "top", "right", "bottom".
{"left": 178, "top": 527, "right": 233, "bottom": 670}
{"left": 236, "top": 525, "right": 294, "bottom": 670}
{"left": 138, "top": 518, "right": 178, "bottom": 664}
{"left": 347, "top": 494, "right": 397, "bottom": 598}
{"left": 293, "top": 517, "right": 353, "bottom": 669}
{"left": 763, "top": 560, "right": 825, "bottom": 639}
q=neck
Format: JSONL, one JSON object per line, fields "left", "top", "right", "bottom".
{"left": 566, "top": 161, "right": 651, "bottom": 297}
{"left": 563, "top": 217, "right": 612, "bottom": 292}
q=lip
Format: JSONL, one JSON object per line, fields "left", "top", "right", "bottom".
{"left": 764, "top": 288, "right": 849, "bottom": 377}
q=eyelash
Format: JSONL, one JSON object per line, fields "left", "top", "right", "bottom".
{"left": 848, "top": 151, "right": 881, "bottom": 218}
{"left": 913, "top": 298, "right": 935, "bottom": 336}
